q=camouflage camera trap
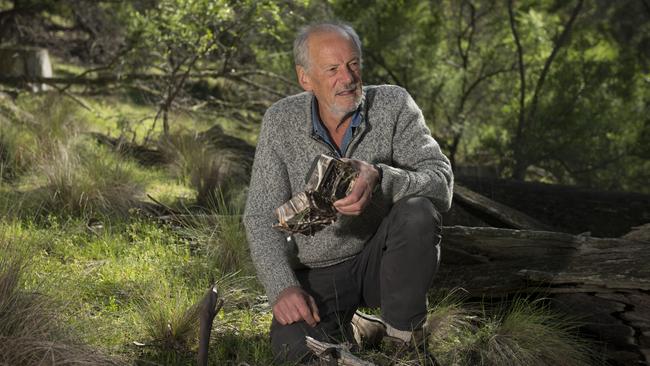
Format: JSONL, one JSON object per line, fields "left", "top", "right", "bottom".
{"left": 274, "top": 154, "right": 357, "bottom": 235}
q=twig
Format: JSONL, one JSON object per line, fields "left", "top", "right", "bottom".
{"left": 305, "top": 337, "right": 376, "bottom": 366}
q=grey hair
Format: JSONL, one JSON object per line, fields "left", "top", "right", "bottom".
{"left": 293, "top": 21, "right": 362, "bottom": 70}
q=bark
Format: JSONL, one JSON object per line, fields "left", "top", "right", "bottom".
{"left": 439, "top": 225, "right": 650, "bottom": 364}
{"left": 197, "top": 284, "right": 223, "bottom": 366}
{"left": 305, "top": 337, "right": 376, "bottom": 366}
{"left": 453, "top": 184, "right": 555, "bottom": 231}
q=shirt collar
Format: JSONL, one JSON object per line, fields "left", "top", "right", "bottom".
{"left": 311, "top": 96, "right": 363, "bottom": 136}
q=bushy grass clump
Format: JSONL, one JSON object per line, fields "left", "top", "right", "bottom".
{"left": 160, "top": 131, "right": 249, "bottom": 208}
{"left": 0, "top": 234, "right": 125, "bottom": 366}
{"left": 24, "top": 140, "right": 146, "bottom": 217}
{"left": 426, "top": 293, "right": 596, "bottom": 366}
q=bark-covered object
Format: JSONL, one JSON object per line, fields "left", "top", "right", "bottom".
{"left": 274, "top": 154, "right": 356, "bottom": 235}
{"left": 622, "top": 223, "right": 650, "bottom": 243}
{"left": 439, "top": 226, "right": 650, "bottom": 365}
{"left": 452, "top": 184, "right": 555, "bottom": 231}
{"left": 456, "top": 177, "right": 650, "bottom": 237}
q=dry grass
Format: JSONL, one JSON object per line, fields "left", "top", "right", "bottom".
{"left": 471, "top": 298, "right": 594, "bottom": 366}
{"left": 23, "top": 140, "right": 145, "bottom": 217}
{"left": 160, "top": 131, "right": 249, "bottom": 208}
{"left": 0, "top": 242, "right": 125, "bottom": 366}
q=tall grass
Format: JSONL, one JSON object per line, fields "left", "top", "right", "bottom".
{"left": 26, "top": 141, "right": 146, "bottom": 217}
{"left": 0, "top": 237, "right": 124, "bottom": 366}
{"left": 472, "top": 298, "right": 593, "bottom": 366}
{"left": 175, "top": 189, "right": 255, "bottom": 284}
{"left": 424, "top": 293, "right": 596, "bottom": 366}
{"left": 161, "top": 131, "right": 249, "bottom": 208}
{"left": 136, "top": 286, "right": 201, "bottom": 353}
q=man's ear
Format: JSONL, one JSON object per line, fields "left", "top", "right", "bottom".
{"left": 296, "top": 66, "right": 312, "bottom": 92}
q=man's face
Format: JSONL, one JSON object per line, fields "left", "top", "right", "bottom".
{"left": 297, "top": 31, "right": 363, "bottom": 121}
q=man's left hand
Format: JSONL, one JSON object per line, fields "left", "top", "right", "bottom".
{"left": 333, "top": 159, "right": 380, "bottom": 216}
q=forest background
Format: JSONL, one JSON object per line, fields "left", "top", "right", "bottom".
{"left": 0, "top": 0, "right": 648, "bottom": 365}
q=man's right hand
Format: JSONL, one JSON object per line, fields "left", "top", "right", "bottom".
{"left": 273, "top": 286, "right": 321, "bottom": 327}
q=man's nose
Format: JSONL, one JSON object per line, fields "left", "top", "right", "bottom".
{"left": 339, "top": 66, "right": 356, "bottom": 84}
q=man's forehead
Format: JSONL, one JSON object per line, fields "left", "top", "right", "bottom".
{"left": 307, "top": 31, "right": 359, "bottom": 59}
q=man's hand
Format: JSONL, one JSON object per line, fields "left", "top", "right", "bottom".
{"left": 333, "top": 159, "right": 380, "bottom": 216}
{"left": 273, "top": 286, "right": 321, "bottom": 327}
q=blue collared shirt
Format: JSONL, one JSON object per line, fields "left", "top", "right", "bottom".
{"left": 311, "top": 97, "right": 363, "bottom": 157}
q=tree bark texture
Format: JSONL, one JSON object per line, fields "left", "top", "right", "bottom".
{"left": 438, "top": 225, "right": 650, "bottom": 365}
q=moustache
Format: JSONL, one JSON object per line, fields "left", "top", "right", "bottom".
{"left": 336, "top": 84, "right": 359, "bottom": 95}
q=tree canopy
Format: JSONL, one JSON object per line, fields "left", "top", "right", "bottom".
{"left": 0, "top": 0, "right": 648, "bottom": 193}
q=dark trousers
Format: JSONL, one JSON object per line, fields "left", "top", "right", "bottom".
{"left": 270, "top": 196, "right": 443, "bottom": 364}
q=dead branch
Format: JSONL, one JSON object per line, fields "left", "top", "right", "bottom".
{"left": 197, "top": 284, "right": 223, "bottom": 366}
{"left": 305, "top": 337, "right": 376, "bottom": 366}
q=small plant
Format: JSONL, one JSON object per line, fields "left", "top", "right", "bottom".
{"left": 136, "top": 287, "right": 201, "bottom": 353}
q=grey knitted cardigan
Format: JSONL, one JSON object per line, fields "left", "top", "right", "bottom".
{"left": 243, "top": 85, "right": 454, "bottom": 304}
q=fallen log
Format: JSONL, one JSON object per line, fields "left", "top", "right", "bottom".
{"left": 439, "top": 225, "right": 650, "bottom": 365}
{"left": 439, "top": 226, "right": 649, "bottom": 294}
{"left": 453, "top": 185, "right": 555, "bottom": 231}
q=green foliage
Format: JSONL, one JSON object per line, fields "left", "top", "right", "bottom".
{"left": 329, "top": 0, "right": 649, "bottom": 192}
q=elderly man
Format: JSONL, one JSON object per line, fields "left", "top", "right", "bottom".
{"left": 243, "top": 21, "right": 453, "bottom": 363}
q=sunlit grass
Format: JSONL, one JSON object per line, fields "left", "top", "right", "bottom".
{"left": 0, "top": 226, "right": 126, "bottom": 366}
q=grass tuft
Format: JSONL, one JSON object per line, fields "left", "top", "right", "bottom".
{"left": 136, "top": 286, "right": 201, "bottom": 354}
{"left": 0, "top": 238, "right": 125, "bottom": 366}
{"left": 472, "top": 298, "right": 593, "bottom": 366}
{"left": 161, "top": 131, "right": 249, "bottom": 207}
{"left": 23, "top": 141, "right": 145, "bottom": 217}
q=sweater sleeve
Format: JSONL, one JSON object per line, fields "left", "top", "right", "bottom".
{"left": 377, "top": 88, "right": 454, "bottom": 212}
{"left": 243, "top": 111, "right": 300, "bottom": 305}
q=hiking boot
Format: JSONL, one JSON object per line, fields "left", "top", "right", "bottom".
{"left": 350, "top": 310, "right": 387, "bottom": 349}
{"left": 381, "top": 328, "right": 439, "bottom": 366}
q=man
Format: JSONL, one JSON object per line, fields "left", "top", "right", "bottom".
{"left": 243, "top": 21, "right": 453, "bottom": 363}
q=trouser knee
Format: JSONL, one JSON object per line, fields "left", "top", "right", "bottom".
{"left": 270, "top": 320, "right": 314, "bottom": 364}
{"left": 391, "top": 196, "right": 442, "bottom": 245}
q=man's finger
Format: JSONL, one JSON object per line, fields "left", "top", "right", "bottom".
{"left": 308, "top": 296, "right": 321, "bottom": 323}
{"left": 273, "top": 303, "right": 288, "bottom": 325}
{"left": 295, "top": 299, "right": 316, "bottom": 327}
{"left": 336, "top": 183, "right": 372, "bottom": 215}
{"left": 334, "top": 180, "right": 366, "bottom": 208}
